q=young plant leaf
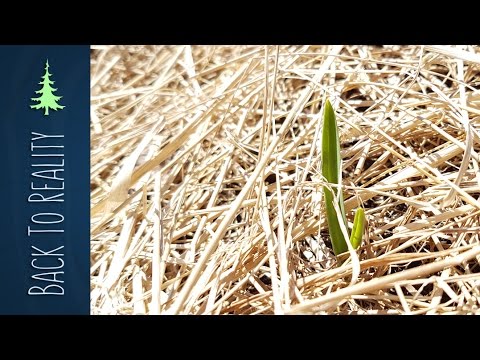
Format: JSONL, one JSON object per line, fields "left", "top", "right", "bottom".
{"left": 322, "top": 99, "right": 364, "bottom": 256}
{"left": 322, "top": 99, "right": 349, "bottom": 255}
{"left": 350, "top": 207, "right": 365, "bottom": 249}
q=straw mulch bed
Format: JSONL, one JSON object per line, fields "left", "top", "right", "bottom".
{"left": 90, "top": 45, "right": 480, "bottom": 314}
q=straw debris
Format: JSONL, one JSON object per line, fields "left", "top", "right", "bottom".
{"left": 91, "top": 45, "right": 480, "bottom": 314}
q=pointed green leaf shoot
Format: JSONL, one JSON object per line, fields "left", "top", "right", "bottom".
{"left": 322, "top": 99, "right": 348, "bottom": 255}
{"left": 321, "top": 99, "right": 365, "bottom": 256}
{"left": 349, "top": 207, "right": 365, "bottom": 249}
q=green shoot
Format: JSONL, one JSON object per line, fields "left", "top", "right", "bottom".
{"left": 350, "top": 207, "right": 365, "bottom": 249}
{"left": 321, "top": 99, "right": 365, "bottom": 256}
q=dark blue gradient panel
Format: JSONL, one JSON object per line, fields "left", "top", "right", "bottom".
{"left": 0, "top": 46, "right": 89, "bottom": 314}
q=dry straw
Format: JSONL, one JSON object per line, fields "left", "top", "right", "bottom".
{"left": 91, "top": 45, "right": 480, "bottom": 314}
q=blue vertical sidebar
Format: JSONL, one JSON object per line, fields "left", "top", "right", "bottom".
{"left": 0, "top": 46, "right": 89, "bottom": 314}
